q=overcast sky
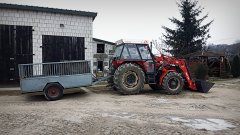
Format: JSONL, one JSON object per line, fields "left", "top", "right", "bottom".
{"left": 1, "top": 0, "right": 240, "bottom": 45}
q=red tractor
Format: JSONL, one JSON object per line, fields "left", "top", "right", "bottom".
{"left": 108, "top": 39, "right": 214, "bottom": 95}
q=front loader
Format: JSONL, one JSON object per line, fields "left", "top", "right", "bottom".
{"left": 108, "top": 39, "right": 214, "bottom": 95}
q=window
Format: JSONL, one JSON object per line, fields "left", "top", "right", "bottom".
{"left": 113, "top": 45, "right": 123, "bottom": 58}
{"left": 121, "top": 44, "right": 141, "bottom": 60}
{"left": 97, "top": 61, "right": 103, "bottom": 71}
{"left": 138, "top": 45, "right": 152, "bottom": 59}
{"left": 121, "top": 47, "right": 130, "bottom": 59}
{"left": 97, "top": 44, "right": 105, "bottom": 53}
{"left": 127, "top": 45, "right": 141, "bottom": 59}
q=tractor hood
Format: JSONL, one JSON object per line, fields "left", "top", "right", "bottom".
{"left": 154, "top": 54, "right": 177, "bottom": 64}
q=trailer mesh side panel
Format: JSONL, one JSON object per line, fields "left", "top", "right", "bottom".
{"left": 19, "top": 61, "right": 91, "bottom": 79}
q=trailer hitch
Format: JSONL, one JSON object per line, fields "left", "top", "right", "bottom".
{"left": 92, "top": 75, "right": 113, "bottom": 85}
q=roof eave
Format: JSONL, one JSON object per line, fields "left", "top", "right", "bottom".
{"left": 0, "top": 3, "right": 97, "bottom": 20}
{"left": 93, "top": 38, "right": 115, "bottom": 45}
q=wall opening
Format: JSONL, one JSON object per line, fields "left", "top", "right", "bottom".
{"left": 97, "top": 61, "right": 103, "bottom": 71}
{"left": 42, "top": 35, "right": 85, "bottom": 62}
{"left": 97, "top": 43, "right": 105, "bottom": 53}
{"left": 0, "top": 25, "right": 33, "bottom": 84}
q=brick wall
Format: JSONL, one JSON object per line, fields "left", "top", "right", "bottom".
{"left": 0, "top": 8, "right": 93, "bottom": 65}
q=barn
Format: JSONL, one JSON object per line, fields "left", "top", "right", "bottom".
{"left": 0, "top": 3, "right": 97, "bottom": 84}
{"left": 184, "top": 51, "right": 228, "bottom": 78}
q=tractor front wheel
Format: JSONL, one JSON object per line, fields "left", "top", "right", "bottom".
{"left": 162, "top": 72, "right": 184, "bottom": 95}
{"left": 114, "top": 63, "right": 145, "bottom": 95}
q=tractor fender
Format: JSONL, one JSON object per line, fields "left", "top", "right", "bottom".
{"left": 115, "top": 61, "right": 146, "bottom": 72}
{"left": 159, "top": 69, "right": 176, "bottom": 85}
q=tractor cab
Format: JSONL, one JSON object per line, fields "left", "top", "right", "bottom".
{"left": 112, "top": 39, "right": 155, "bottom": 73}
{"left": 111, "top": 39, "right": 156, "bottom": 84}
{"left": 113, "top": 41, "right": 152, "bottom": 60}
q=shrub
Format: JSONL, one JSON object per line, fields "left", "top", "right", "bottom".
{"left": 195, "top": 64, "right": 208, "bottom": 80}
{"left": 231, "top": 55, "right": 240, "bottom": 78}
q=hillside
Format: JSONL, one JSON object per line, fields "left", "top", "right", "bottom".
{"left": 207, "top": 43, "right": 240, "bottom": 59}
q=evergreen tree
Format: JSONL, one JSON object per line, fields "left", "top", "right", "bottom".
{"left": 162, "top": 0, "right": 213, "bottom": 57}
{"left": 231, "top": 55, "right": 240, "bottom": 78}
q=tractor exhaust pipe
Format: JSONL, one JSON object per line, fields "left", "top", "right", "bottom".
{"left": 195, "top": 79, "right": 215, "bottom": 93}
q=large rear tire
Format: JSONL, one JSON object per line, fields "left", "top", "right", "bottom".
{"left": 107, "top": 66, "right": 117, "bottom": 90}
{"left": 114, "top": 63, "right": 145, "bottom": 95}
{"left": 162, "top": 72, "right": 184, "bottom": 95}
{"left": 107, "top": 75, "right": 117, "bottom": 90}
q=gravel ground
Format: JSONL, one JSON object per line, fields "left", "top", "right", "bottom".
{"left": 0, "top": 79, "right": 240, "bottom": 135}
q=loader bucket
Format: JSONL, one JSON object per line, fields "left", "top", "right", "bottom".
{"left": 195, "top": 79, "right": 215, "bottom": 93}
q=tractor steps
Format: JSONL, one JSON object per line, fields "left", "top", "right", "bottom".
{"left": 146, "top": 74, "right": 155, "bottom": 84}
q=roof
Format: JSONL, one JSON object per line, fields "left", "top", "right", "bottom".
{"left": 184, "top": 51, "right": 225, "bottom": 57}
{"left": 93, "top": 38, "right": 115, "bottom": 45}
{"left": 115, "top": 39, "right": 149, "bottom": 45}
{"left": 0, "top": 3, "right": 97, "bottom": 20}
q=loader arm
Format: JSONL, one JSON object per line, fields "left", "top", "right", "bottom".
{"left": 176, "top": 59, "right": 197, "bottom": 91}
{"left": 175, "top": 59, "right": 214, "bottom": 92}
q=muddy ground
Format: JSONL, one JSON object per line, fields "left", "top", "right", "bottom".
{"left": 0, "top": 79, "right": 240, "bottom": 135}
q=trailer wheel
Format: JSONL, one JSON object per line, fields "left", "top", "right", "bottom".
{"left": 149, "top": 84, "right": 162, "bottom": 90}
{"left": 43, "top": 83, "right": 63, "bottom": 101}
{"left": 114, "top": 63, "right": 145, "bottom": 95}
{"left": 162, "top": 72, "right": 183, "bottom": 95}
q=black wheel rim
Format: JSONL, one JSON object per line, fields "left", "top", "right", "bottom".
{"left": 123, "top": 71, "right": 139, "bottom": 88}
{"left": 167, "top": 78, "right": 180, "bottom": 91}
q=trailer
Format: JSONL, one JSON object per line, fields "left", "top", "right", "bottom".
{"left": 18, "top": 60, "right": 97, "bottom": 100}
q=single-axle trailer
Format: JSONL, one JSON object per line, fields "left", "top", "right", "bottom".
{"left": 19, "top": 60, "right": 108, "bottom": 100}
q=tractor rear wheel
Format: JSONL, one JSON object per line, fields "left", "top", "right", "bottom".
{"left": 149, "top": 84, "right": 162, "bottom": 90}
{"left": 107, "top": 65, "right": 117, "bottom": 90}
{"left": 107, "top": 74, "right": 117, "bottom": 90}
{"left": 114, "top": 63, "right": 145, "bottom": 95}
{"left": 162, "top": 72, "right": 184, "bottom": 95}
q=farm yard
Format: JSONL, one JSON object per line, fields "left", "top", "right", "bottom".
{"left": 0, "top": 78, "right": 239, "bottom": 135}
{"left": 0, "top": 1, "right": 239, "bottom": 135}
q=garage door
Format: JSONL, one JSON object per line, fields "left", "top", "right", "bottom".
{"left": 0, "top": 25, "right": 33, "bottom": 84}
{"left": 42, "top": 35, "right": 85, "bottom": 62}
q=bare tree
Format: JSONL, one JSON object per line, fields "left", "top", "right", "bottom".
{"left": 152, "top": 37, "right": 171, "bottom": 55}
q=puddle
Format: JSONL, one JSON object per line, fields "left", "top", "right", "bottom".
{"left": 155, "top": 98, "right": 169, "bottom": 103}
{"left": 100, "top": 112, "right": 136, "bottom": 119}
{"left": 170, "top": 117, "right": 236, "bottom": 131}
